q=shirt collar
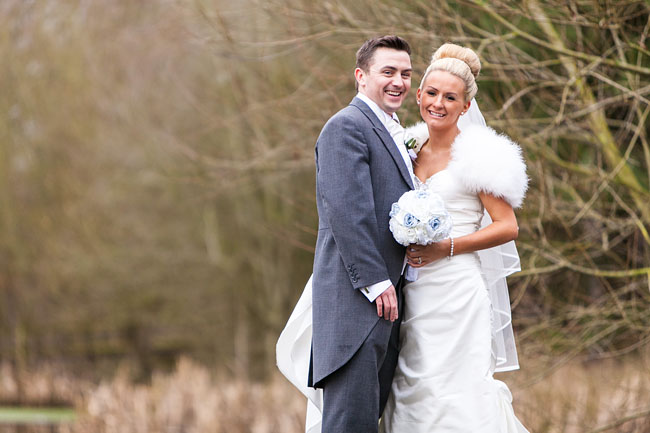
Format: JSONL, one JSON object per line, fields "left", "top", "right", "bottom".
{"left": 356, "top": 92, "right": 400, "bottom": 126}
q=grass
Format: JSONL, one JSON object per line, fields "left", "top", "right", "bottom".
{"left": 0, "top": 407, "right": 75, "bottom": 425}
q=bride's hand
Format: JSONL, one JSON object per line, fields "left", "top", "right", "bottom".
{"left": 406, "top": 239, "right": 452, "bottom": 267}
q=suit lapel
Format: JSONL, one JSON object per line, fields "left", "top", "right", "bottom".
{"left": 350, "top": 98, "right": 414, "bottom": 190}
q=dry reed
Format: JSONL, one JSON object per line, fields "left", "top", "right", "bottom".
{"left": 67, "top": 358, "right": 305, "bottom": 433}
{"left": 57, "top": 355, "right": 650, "bottom": 433}
{"left": 0, "top": 362, "right": 84, "bottom": 407}
{"left": 0, "top": 354, "right": 647, "bottom": 432}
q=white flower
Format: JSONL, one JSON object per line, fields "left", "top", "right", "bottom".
{"left": 403, "top": 126, "right": 427, "bottom": 158}
{"left": 403, "top": 132, "right": 425, "bottom": 160}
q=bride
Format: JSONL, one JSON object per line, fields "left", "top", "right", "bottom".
{"left": 278, "top": 43, "right": 529, "bottom": 433}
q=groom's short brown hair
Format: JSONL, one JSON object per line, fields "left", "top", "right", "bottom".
{"left": 355, "top": 35, "right": 411, "bottom": 72}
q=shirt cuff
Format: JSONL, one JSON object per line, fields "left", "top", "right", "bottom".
{"left": 361, "top": 279, "right": 392, "bottom": 302}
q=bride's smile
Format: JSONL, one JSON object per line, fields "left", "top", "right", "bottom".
{"left": 417, "top": 70, "right": 469, "bottom": 130}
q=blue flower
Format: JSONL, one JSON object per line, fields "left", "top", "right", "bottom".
{"left": 428, "top": 217, "right": 440, "bottom": 231}
{"left": 404, "top": 213, "right": 419, "bottom": 228}
{"left": 390, "top": 203, "right": 400, "bottom": 217}
{"left": 416, "top": 189, "right": 429, "bottom": 199}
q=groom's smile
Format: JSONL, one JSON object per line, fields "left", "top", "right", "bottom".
{"left": 355, "top": 47, "right": 412, "bottom": 115}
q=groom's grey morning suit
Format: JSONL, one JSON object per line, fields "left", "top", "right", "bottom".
{"left": 310, "top": 96, "right": 414, "bottom": 430}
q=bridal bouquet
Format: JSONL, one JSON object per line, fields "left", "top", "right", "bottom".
{"left": 389, "top": 189, "right": 452, "bottom": 246}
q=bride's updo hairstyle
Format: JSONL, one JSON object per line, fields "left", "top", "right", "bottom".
{"left": 419, "top": 43, "right": 481, "bottom": 101}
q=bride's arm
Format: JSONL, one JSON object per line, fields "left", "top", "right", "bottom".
{"left": 406, "top": 193, "right": 518, "bottom": 266}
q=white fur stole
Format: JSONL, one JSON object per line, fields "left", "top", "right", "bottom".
{"left": 405, "top": 122, "right": 528, "bottom": 208}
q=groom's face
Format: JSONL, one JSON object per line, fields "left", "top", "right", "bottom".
{"left": 355, "top": 48, "right": 412, "bottom": 115}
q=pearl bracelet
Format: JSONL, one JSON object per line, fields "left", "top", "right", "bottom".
{"left": 447, "top": 237, "right": 454, "bottom": 260}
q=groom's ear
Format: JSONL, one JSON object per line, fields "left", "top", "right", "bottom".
{"left": 355, "top": 67, "right": 365, "bottom": 91}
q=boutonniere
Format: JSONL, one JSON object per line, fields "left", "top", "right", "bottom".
{"left": 405, "top": 136, "right": 417, "bottom": 150}
{"left": 404, "top": 133, "right": 423, "bottom": 160}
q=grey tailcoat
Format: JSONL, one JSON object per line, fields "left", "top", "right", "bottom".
{"left": 311, "top": 97, "right": 413, "bottom": 386}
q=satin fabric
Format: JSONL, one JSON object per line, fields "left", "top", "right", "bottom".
{"left": 379, "top": 170, "right": 528, "bottom": 432}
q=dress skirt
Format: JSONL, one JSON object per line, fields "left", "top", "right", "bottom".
{"left": 380, "top": 252, "right": 528, "bottom": 433}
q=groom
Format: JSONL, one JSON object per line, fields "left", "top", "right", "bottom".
{"left": 310, "top": 36, "right": 415, "bottom": 432}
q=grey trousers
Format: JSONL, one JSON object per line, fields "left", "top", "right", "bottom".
{"left": 320, "top": 279, "right": 404, "bottom": 433}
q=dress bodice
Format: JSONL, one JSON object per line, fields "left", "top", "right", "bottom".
{"left": 415, "top": 169, "right": 484, "bottom": 239}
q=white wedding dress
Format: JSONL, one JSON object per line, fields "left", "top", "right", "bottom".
{"left": 379, "top": 169, "right": 529, "bottom": 433}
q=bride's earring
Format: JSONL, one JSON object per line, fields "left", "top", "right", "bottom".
{"left": 417, "top": 100, "right": 420, "bottom": 105}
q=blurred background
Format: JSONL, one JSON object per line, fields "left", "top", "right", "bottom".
{"left": 0, "top": 0, "right": 649, "bottom": 431}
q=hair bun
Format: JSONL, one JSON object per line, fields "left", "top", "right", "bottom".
{"left": 431, "top": 43, "right": 481, "bottom": 79}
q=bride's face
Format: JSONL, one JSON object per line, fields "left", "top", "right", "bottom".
{"left": 416, "top": 70, "right": 470, "bottom": 131}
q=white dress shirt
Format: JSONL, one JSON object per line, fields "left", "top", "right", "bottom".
{"left": 355, "top": 93, "right": 414, "bottom": 301}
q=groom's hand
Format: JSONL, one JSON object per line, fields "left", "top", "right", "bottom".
{"left": 376, "top": 285, "right": 398, "bottom": 322}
